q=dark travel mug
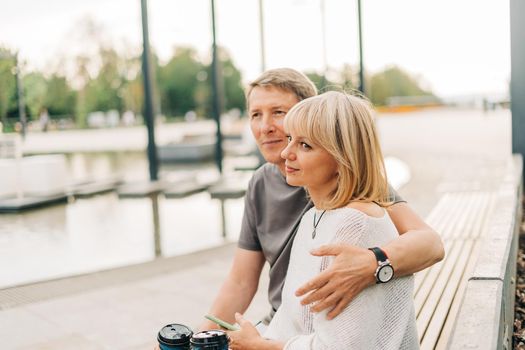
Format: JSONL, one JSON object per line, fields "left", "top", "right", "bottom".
{"left": 157, "top": 323, "right": 193, "bottom": 350}
{"left": 190, "top": 330, "right": 229, "bottom": 350}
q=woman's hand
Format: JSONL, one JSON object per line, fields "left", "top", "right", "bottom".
{"left": 228, "top": 313, "right": 284, "bottom": 350}
{"left": 227, "top": 313, "right": 263, "bottom": 350}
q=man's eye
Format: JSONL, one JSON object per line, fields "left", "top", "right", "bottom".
{"left": 250, "top": 113, "right": 260, "bottom": 119}
{"left": 275, "top": 110, "right": 286, "bottom": 116}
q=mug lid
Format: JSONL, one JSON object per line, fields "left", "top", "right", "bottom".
{"left": 158, "top": 323, "right": 193, "bottom": 345}
{"left": 190, "top": 330, "right": 228, "bottom": 345}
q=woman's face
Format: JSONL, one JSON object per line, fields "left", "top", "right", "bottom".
{"left": 281, "top": 128, "right": 339, "bottom": 195}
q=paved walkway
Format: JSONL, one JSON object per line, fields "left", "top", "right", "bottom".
{"left": 0, "top": 107, "right": 513, "bottom": 349}
{"left": 0, "top": 243, "right": 270, "bottom": 349}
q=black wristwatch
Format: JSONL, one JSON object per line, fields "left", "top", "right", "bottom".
{"left": 368, "top": 247, "right": 394, "bottom": 284}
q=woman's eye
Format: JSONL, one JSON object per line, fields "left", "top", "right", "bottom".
{"left": 300, "top": 142, "right": 311, "bottom": 150}
{"left": 286, "top": 136, "right": 292, "bottom": 143}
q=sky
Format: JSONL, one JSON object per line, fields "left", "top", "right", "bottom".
{"left": 0, "top": 0, "right": 511, "bottom": 98}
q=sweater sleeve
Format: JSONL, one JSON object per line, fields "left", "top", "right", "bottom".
{"left": 283, "top": 210, "right": 382, "bottom": 350}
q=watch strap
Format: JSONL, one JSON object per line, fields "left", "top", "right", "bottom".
{"left": 368, "top": 247, "right": 388, "bottom": 263}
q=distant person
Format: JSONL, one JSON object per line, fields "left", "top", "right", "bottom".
{"left": 39, "top": 108, "right": 49, "bottom": 132}
{"left": 122, "top": 110, "right": 136, "bottom": 126}
{"left": 229, "top": 91, "right": 418, "bottom": 349}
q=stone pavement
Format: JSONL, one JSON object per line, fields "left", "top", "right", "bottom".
{"left": 0, "top": 243, "right": 270, "bottom": 349}
{"left": 0, "top": 107, "right": 514, "bottom": 349}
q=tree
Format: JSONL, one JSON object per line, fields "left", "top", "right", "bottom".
{"left": 339, "top": 64, "right": 357, "bottom": 92}
{"left": 23, "top": 72, "right": 47, "bottom": 119}
{"left": 305, "top": 71, "right": 337, "bottom": 93}
{"left": 0, "top": 47, "right": 17, "bottom": 128}
{"left": 369, "top": 65, "right": 433, "bottom": 106}
{"left": 157, "top": 47, "right": 204, "bottom": 118}
{"left": 83, "top": 48, "right": 125, "bottom": 113}
{"left": 200, "top": 47, "right": 245, "bottom": 118}
{"left": 220, "top": 52, "right": 245, "bottom": 113}
{"left": 45, "top": 74, "right": 76, "bottom": 117}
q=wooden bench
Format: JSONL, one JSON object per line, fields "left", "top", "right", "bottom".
{"left": 414, "top": 191, "right": 496, "bottom": 349}
{"left": 208, "top": 182, "right": 246, "bottom": 237}
{"left": 414, "top": 155, "right": 523, "bottom": 349}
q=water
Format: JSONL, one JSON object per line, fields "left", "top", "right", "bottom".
{"left": 0, "top": 152, "right": 249, "bottom": 289}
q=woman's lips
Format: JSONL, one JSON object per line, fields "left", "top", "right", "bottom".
{"left": 285, "top": 165, "right": 298, "bottom": 173}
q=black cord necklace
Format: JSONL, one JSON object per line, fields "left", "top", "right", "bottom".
{"left": 312, "top": 209, "right": 327, "bottom": 239}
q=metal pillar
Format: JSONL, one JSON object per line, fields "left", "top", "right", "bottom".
{"left": 511, "top": 0, "right": 525, "bottom": 176}
{"left": 258, "top": 0, "right": 266, "bottom": 72}
{"left": 211, "top": 0, "right": 224, "bottom": 174}
{"left": 151, "top": 193, "right": 162, "bottom": 257}
{"left": 357, "top": 0, "right": 365, "bottom": 95}
{"left": 13, "top": 54, "right": 27, "bottom": 139}
{"left": 140, "top": 0, "right": 159, "bottom": 181}
{"left": 320, "top": 0, "right": 328, "bottom": 88}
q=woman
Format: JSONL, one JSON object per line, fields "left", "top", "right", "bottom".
{"left": 228, "top": 91, "right": 419, "bottom": 349}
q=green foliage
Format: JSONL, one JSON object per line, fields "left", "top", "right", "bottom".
{"left": 158, "top": 47, "right": 245, "bottom": 119}
{"left": 45, "top": 74, "right": 76, "bottom": 117}
{"left": 220, "top": 55, "right": 244, "bottom": 112}
{"left": 83, "top": 48, "right": 125, "bottom": 113}
{"left": 2, "top": 18, "right": 432, "bottom": 132}
{"left": 158, "top": 47, "right": 205, "bottom": 118}
{"left": 369, "top": 65, "right": 432, "bottom": 106}
{"left": 23, "top": 72, "right": 47, "bottom": 118}
{"left": 306, "top": 71, "right": 348, "bottom": 94}
{"left": 340, "top": 64, "right": 357, "bottom": 92}
{"left": 0, "top": 47, "right": 17, "bottom": 126}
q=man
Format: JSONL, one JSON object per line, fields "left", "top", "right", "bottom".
{"left": 199, "top": 68, "right": 444, "bottom": 331}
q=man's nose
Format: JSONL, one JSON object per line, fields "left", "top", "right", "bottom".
{"left": 261, "top": 115, "right": 275, "bottom": 133}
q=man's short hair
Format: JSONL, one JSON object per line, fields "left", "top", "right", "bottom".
{"left": 245, "top": 68, "right": 318, "bottom": 106}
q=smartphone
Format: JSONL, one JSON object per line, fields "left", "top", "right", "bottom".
{"left": 254, "top": 321, "right": 267, "bottom": 333}
{"left": 204, "top": 314, "right": 239, "bottom": 331}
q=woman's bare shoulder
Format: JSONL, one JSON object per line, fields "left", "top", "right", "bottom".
{"left": 346, "top": 201, "right": 384, "bottom": 218}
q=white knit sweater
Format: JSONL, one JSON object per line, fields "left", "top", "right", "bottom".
{"left": 264, "top": 207, "right": 419, "bottom": 350}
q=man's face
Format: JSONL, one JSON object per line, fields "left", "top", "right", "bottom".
{"left": 248, "top": 86, "right": 300, "bottom": 167}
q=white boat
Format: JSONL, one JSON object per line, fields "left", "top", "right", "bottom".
{"left": 157, "top": 135, "right": 216, "bottom": 163}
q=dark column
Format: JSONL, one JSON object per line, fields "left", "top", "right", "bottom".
{"left": 511, "top": 0, "right": 525, "bottom": 173}
{"left": 14, "top": 54, "right": 27, "bottom": 139}
{"left": 140, "top": 0, "right": 159, "bottom": 181}
{"left": 211, "top": 0, "right": 224, "bottom": 173}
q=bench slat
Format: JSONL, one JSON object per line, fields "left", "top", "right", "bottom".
{"left": 414, "top": 193, "right": 472, "bottom": 297}
{"left": 414, "top": 193, "right": 471, "bottom": 294}
{"left": 416, "top": 240, "right": 463, "bottom": 340}
{"left": 434, "top": 239, "right": 482, "bottom": 350}
{"left": 420, "top": 239, "right": 473, "bottom": 349}
{"left": 414, "top": 190, "right": 495, "bottom": 347}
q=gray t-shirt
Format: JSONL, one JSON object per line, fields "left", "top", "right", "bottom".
{"left": 238, "top": 163, "right": 405, "bottom": 311}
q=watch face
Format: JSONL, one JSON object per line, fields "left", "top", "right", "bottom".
{"left": 378, "top": 265, "right": 394, "bottom": 283}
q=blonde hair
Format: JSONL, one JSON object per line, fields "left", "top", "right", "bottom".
{"left": 284, "top": 91, "right": 390, "bottom": 209}
{"left": 245, "top": 68, "right": 317, "bottom": 107}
